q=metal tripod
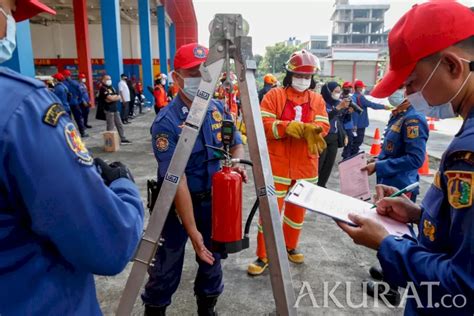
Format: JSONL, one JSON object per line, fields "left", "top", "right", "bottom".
{"left": 116, "top": 14, "right": 296, "bottom": 316}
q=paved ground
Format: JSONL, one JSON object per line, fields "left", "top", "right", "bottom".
{"left": 83, "top": 108, "right": 436, "bottom": 316}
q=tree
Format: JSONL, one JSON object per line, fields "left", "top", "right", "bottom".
{"left": 254, "top": 54, "right": 263, "bottom": 68}
{"left": 261, "top": 42, "right": 299, "bottom": 75}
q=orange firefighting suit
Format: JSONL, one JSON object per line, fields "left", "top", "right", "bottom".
{"left": 256, "top": 86, "right": 329, "bottom": 259}
{"left": 154, "top": 84, "right": 169, "bottom": 109}
{"left": 216, "top": 84, "right": 239, "bottom": 117}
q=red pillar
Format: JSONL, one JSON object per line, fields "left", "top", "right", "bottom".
{"left": 73, "top": 0, "right": 94, "bottom": 105}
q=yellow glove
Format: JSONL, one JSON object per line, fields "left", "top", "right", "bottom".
{"left": 303, "top": 124, "right": 327, "bottom": 155}
{"left": 303, "top": 123, "right": 323, "bottom": 135}
{"left": 285, "top": 121, "right": 305, "bottom": 139}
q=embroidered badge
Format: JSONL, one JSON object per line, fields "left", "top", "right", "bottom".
{"left": 386, "top": 141, "right": 394, "bottom": 152}
{"left": 445, "top": 171, "right": 473, "bottom": 208}
{"left": 193, "top": 46, "right": 207, "bottom": 59}
{"left": 64, "top": 123, "right": 93, "bottom": 165}
{"left": 156, "top": 134, "right": 169, "bottom": 152}
{"left": 216, "top": 132, "right": 222, "bottom": 142}
{"left": 423, "top": 219, "right": 436, "bottom": 242}
{"left": 407, "top": 126, "right": 419, "bottom": 139}
{"left": 43, "top": 103, "right": 66, "bottom": 127}
{"left": 405, "top": 119, "right": 419, "bottom": 125}
{"left": 182, "top": 106, "right": 189, "bottom": 115}
{"left": 390, "top": 123, "right": 401, "bottom": 133}
{"left": 211, "top": 123, "right": 222, "bottom": 131}
{"left": 212, "top": 110, "right": 223, "bottom": 123}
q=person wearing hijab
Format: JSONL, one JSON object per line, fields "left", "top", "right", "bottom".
{"left": 317, "top": 82, "right": 351, "bottom": 188}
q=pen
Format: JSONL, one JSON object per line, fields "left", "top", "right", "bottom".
{"left": 371, "top": 182, "right": 419, "bottom": 209}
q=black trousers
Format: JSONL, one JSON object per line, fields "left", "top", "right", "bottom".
{"left": 121, "top": 101, "right": 130, "bottom": 122}
{"left": 318, "top": 133, "right": 339, "bottom": 188}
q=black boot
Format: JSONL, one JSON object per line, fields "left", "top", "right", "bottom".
{"left": 196, "top": 295, "right": 218, "bottom": 316}
{"left": 369, "top": 265, "right": 384, "bottom": 281}
{"left": 365, "top": 280, "right": 400, "bottom": 306}
{"left": 144, "top": 304, "right": 167, "bottom": 316}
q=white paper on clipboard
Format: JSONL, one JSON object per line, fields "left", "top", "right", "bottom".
{"left": 285, "top": 180, "right": 413, "bottom": 237}
{"left": 338, "top": 152, "right": 371, "bottom": 201}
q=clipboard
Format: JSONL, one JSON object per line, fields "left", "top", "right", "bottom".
{"left": 338, "top": 151, "right": 371, "bottom": 201}
{"left": 285, "top": 180, "right": 415, "bottom": 237}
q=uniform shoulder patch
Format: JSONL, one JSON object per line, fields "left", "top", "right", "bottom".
{"left": 64, "top": 123, "right": 93, "bottom": 166}
{"left": 155, "top": 134, "right": 169, "bottom": 152}
{"left": 43, "top": 103, "right": 67, "bottom": 127}
{"left": 406, "top": 125, "right": 419, "bottom": 139}
{"left": 445, "top": 170, "right": 473, "bottom": 209}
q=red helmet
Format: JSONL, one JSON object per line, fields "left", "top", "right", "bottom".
{"left": 285, "top": 50, "right": 320, "bottom": 75}
{"left": 342, "top": 81, "right": 353, "bottom": 89}
{"left": 52, "top": 73, "right": 65, "bottom": 81}
{"left": 62, "top": 69, "right": 72, "bottom": 78}
{"left": 79, "top": 73, "right": 86, "bottom": 79}
{"left": 354, "top": 80, "right": 366, "bottom": 88}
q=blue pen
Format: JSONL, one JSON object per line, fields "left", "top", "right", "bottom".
{"left": 371, "top": 182, "right": 420, "bottom": 209}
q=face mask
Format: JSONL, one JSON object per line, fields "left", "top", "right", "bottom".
{"left": 81, "top": 78, "right": 86, "bottom": 83}
{"left": 105, "top": 80, "right": 112, "bottom": 86}
{"left": 388, "top": 89, "right": 405, "bottom": 107}
{"left": 182, "top": 77, "right": 201, "bottom": 100}
{"left": 407, "top": 58, "right": 472, "bottom": 119}
{"left": 161, "top": 79, "right": 167, "bottom": 86}
{"left": 292, "top": 77, "right": 311, "bottom": 92}
{"left": 0, "top": 8, "right": 16, "bottom": 63}
{"left": 331, "top": 92, "right": 341, "bottom": 100}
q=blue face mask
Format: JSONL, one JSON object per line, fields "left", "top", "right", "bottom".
{"left": 0, "top": 8, "right": 16, "bottom": 64}
{"left": 388, "top": 89, "right": 405, "bottom": 107}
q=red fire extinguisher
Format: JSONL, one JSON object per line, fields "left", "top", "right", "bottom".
{"left": 208, "top": 119, "right": 258, "bottom": 254}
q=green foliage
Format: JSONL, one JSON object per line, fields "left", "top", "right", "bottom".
{"left": 257, "top": 42, "right": 299, "bottom": 77}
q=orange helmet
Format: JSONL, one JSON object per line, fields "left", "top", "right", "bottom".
{"left": 285, "top": 50, "right": 320, "bottom": 75}
{"left": 263, "top": 74, "right": 277, "bottom": 85}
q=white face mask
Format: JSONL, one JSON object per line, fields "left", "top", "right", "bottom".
{"left": 105, "top": 80, "right": 112, "bottom": 86}
{"left": 0, "top": 8, "right": 16, "bottom": 63}
{"left": 407, "top": 58, "right": 472, "bottom": 119}
{"left": 81, "top": 78, "right": 86, "bottom": 83}
{"left": 176, "top": 72, "right": 201, "bottom": 101}
{"left": 292, "top": 77, "right": 311, "bottom": 92}
{"left": 160, "top": 79, "right": 167, "bottom": 86}
{"left": 331, "top": 92, "right": 341, "bottom": 100}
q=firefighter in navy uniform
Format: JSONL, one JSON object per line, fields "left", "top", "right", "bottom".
{"left": 363, "top": 88, "right": 429, "bottom": 203}
{"left": 0, "top": 1, "right": 144, "bottom": 315}
{"left": 338, "top": 2, "right": 474, "bottom": 315}
{"left": 62, "top": 69, "right": 88, "bottom": 137}
{"left": 52, "top": 72, "right": 71, "bottom": 115}
{"left": 142, "top": 43, "right": 246, "bottom": 316}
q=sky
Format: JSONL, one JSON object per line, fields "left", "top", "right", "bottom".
{"left": 194, "top": 0, "right": 474, "bottom": 55}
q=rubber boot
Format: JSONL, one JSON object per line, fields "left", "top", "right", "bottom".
{"left": 196, "top": 295, "right": 218, "bottom": 316}
{"left": 144, "top": 304, "right": 167, "bottom": 316}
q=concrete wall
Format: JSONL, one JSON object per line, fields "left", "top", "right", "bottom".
{"left": 30, "top": 23, "right": 169, "bottom": 60}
